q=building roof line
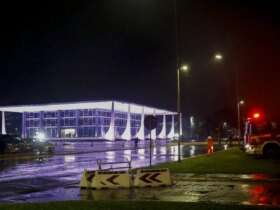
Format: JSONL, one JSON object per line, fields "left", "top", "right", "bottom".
{"left": 0, "top": 100, "right": 177, "bottom": 115}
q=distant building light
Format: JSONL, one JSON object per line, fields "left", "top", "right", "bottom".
{"left": 174, "top": 133, "right": 179, "bottom": 140}
{"left": 190, "top": 116, "right": 195, "bottom": 128}
{"left": 35, "top": 132, "right": 46, "bottom": 142}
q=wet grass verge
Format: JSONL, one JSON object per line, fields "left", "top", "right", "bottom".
{"left": 153, "top": 147, "right": 280, "bottom": 175}
{"left": 0, "top": 201, "right": 278, "bottom": 210}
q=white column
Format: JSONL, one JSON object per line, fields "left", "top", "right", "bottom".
{"left": 151, "top": 109, "right": 156, "bottom": 140}
{"left": 135, "top": 107, "right": 145, "bottom": 140}
{"left": 112, "top": 102, "right": 116, "bottom": 140}
{"left": 121, "top": 104, "right": 131, "bottom": 140}
{"left": 1, "top": 111, "right": 6, "bottom": 135}
{"left": 101, "top": 123, "right": 105, "bottom": 138}
{"left": 22, "top": 112, "right": 26, "bottom": 138}
{"left": 167, "top": 115, "right": 175, "bottom": 139}
{"left": 104, "top": 101, "right": 115, "bottom": 141}
{"left": 157, "top": 114, "right": 166, "bottom": 139}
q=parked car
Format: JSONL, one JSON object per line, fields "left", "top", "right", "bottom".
{"left": 0, "top": 134, "right": 54, "bottom": 154}
{"left": 0, "top": 134, "right": 23, "bottom": 153}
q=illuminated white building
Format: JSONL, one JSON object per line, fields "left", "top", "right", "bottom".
{"left": 0, "top": 101, "right": 177, "bottom": 140}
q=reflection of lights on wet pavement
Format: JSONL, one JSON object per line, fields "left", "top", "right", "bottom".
{"left": 241, "top": 184, "right": 249, "bottom": 190}
{"left": 124, "top": 150, "right": 131, "bottom": 160}
{"left": 252, "top": 174, "right": 270, "bottom": 181}
{"left": 241, "top": 201, "right": 251, "bottom": 205}
{"left": 64, "top": 155, "right": 76, "bottom": 163}
{"left": 170, "top": 146, "right": 178, "bottom": 156}
{"left": 170, "top": 146, "right": 178, "bottom": 161}
{"left": 246, "top": 184, "right": 280, "bottom": 206}
{"left": 153, "top": 147, "right": 157, "bottom": 155}
{"left": 240, "top": 175, "right": 251, "bottom": 179}
{"left": 160, "top": 147, "right": 167, "bottom": 155}
{"left": 190, "top": 145, "right": 196, "bottom": 156}
{"left": 105, "top": 151, "right": 115, "bottom": 160}
{"left": 63, "top": 143, "right": 75, "bottom": 150}
{"left": 137, "top": 148, "right": 145, "bottom": 160}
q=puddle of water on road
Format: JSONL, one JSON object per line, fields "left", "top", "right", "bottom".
{"left": 2, "top": 180, "right": 279, "bottom": 207}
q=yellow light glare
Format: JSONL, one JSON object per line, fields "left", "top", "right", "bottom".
{"left": 215, "top": 53, "right": 223, "bottom": 61}
{"left": 239, "top": 100, "right": 245, "bottom": 105}
{"left": 181, "top": 65, "right": 189, "bottom": 72}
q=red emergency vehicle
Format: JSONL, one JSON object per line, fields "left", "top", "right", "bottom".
{"left": 244, "top": 112, "right": 280, "bottom": 157}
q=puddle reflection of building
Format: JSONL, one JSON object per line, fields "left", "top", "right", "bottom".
{"left": 170, "top": 145, "right": 178, "bottom": 161}
{"left": 64, "top": 155, "right": 76, "bottom": 163}
{"left": 137, "top": 148, "right": 145, "bottom": 160}
{"left": 248, "top": 184, "right": 280, "bottom": 206}
{"left": 123, "top": 149, "right": 132, "bottom": 161}
{"left": 224, "top": 144, "right": 228, "bottom": 150}
{"left": 153, "top": 147, "right": 157, "bottom": 156}
{"left": 63, "top": 143, "right": 75, "bottom": 151}
{"left": 190, "top": 145, "right": 196, "bottom": 157}
{"left": 80, "top": 189, "right": 131, "bottom": 201}
{"left": 105, "top": 151, "right": 116, "bottom": 160}
{"left": 160, "top": 146, "right": 167, "bottom": 155}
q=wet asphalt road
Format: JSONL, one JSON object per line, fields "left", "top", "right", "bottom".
{"left": 0, "top": 141, "right": 279, "bottom": 207}
{"left": 0, "top": 141, "right": 197, "bottom": 201}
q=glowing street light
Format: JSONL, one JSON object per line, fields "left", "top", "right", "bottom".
{"left": 214, "top": 53, "right": 223, "bottom": 61}
{"left": 181, "top": 65, "right": 189, "bottom": 72}
{"left": 35, "top": 131, "right": 46, "bottom": 142}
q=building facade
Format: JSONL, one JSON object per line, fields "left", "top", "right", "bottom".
{"left": 0, "top": 101, "right": 178, "bottom": 140}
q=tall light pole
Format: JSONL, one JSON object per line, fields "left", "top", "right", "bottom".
{"left": 177, "top": 64, "right": 189, "bottom": 162}
{"left": 174, "top": 0, "right": 181, "bottom": 162}
{"left": 237, "top": 100, "right": 245, "bottom": 143}
{"left": 214, "top": 53, "right": 244, "bottom": 144}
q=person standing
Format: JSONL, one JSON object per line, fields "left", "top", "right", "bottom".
{"left": 207, "top": 136, "right": 214, "bottom": 154}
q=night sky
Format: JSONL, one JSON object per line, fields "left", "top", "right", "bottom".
{"left": 1, "top": 0, "right": 280, "bottom": 125}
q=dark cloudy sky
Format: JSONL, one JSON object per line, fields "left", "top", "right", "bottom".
{"left": 0, "top": 0, "right": 279, "bottom": 122}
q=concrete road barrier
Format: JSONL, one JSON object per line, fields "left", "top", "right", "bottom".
{"left": 134, "top": 168, "right": 172, "bottom": 187}
{"left": 80, "top": 170, "right": 96, "bottom": 188}
{"left": 80, "top": 170, "right": 131, "bottom": 189}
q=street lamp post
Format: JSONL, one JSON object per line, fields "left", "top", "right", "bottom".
{"left": 237, "top": 100, "right": 245, "bottom": 144}
{"left": 214, "top": 53, "right": 244, "bottom": 144}
{"left": 177, "top": 65, "right": 189, "bottom": 162}
{"left": 174, "top": 0, "right": 182, "bottom": 162}
{"left": 177, "top": 68, "right": 181, "bottom": 162}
